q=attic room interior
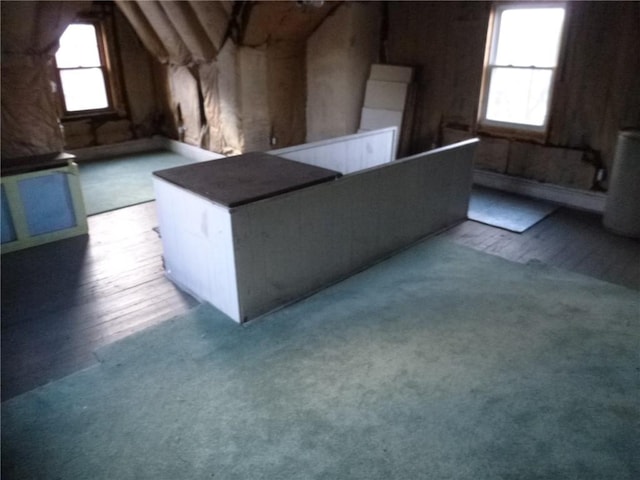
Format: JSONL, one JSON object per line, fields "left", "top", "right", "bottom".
{"left": 1, "top": 0, "right": 639, "bottom": 478}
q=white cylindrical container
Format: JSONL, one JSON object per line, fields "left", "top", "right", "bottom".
{"left": 603, "top": 130, "right": 640, "bottom": 238}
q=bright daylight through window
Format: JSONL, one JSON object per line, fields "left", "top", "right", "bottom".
{"left": 480, "top": 4, "right": 566, "bottom": 132}
{"left": 55, "top": 23, "right": 110, "bottom": 113}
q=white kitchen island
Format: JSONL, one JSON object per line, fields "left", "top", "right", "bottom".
{"left": 153, "top": 152, "right": 342, "bottom": 322}
{"left": 154, "top": 136, "right": 479, "bottom": 323}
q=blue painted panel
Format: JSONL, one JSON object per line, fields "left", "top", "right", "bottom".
{"left": 18, "top": 173, "right": 76, "bottom": 236}
{"left": 1, "top": 185, "right": 17, "bottom": 243}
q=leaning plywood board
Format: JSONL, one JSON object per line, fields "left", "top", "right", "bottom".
{"left": 360, "top": 108, "right": 404, "bottom": 132}
{"left": 369, "top": 64, "right": 414, "bottom": 83}
{"left": 363, "top": 80, "right": 409, "bottom": 111}
{"left": 358, "top": 64, "right": 414, "bottom": 157}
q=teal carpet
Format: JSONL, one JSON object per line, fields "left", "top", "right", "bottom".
{"left": 2, "top": 238, "right": 638, "bottom": 479}
{"left": 468, "top": 186, "right": 558, "bottom": 233}
{"left": 78, "top": 151, "right": 197, "bottom": 215}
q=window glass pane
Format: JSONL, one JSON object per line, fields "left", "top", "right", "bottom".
{"left": 60, "top": 69, "right": 109, "bottom": 111}
{"left": 494, "top": 8, "right": 565, "bottom": 67}
{"left": 485, "top": 67, "right": 552, "bottom": 126}
{"left": 18, "top": 174, "right": 76, "bottom": 236}
{"left": 56, "top": 24, "right": 102, "bottom": 68}
{"left": 1, "top": 186, "right": 17, "bottom": 244}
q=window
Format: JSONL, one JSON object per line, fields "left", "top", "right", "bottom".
{"left": 55, "top": 22, "right": 112, "bottom": 115}
{"left": 479, "top": 4, "right": 566, "bottom": 134}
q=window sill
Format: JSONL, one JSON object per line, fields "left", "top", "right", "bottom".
{"left": 61, "top": 110, "right": 124, "bottom": 122}
{"left": 476, "top": 124, "right": 547, "bottom": 144}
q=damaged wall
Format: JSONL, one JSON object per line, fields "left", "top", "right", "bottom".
{"left": 117, "top": 0, "right": 334, "bottom": 154}
{"left": 159, "top": 42, "right": 244, "bottom": 156}
{"left": 7, "top": 0, "right": 635, "bottom": 193}
{"left": 1, "top": 1, "right": 165, "bottom": 156}
{"left": 387, "top": 1, "right": 640, "bottom": 191}
{"left": 210, "top": 43, "right": 242, "bottom": 154}
{"left": 1, "top": 1, "right": 89, "bottom": 157}
{"left": 1, "top": 55, "right": 65, "bottom": 158}
{"left": 1, "top": 1, "right": 368, "bottom": 158}
{"left": 547, "top": 1, "right": 640, "bottom": 187}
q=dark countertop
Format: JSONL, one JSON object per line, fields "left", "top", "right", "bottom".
{"left": 153, "top": 152, "right": 341, "bottom": 208}
{"left": 1, "top": 152, "right": 76, "bottom": 177}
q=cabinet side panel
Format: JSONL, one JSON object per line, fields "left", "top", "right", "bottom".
{"left": 153, "top": 178, "right": 240, "bottom": 322}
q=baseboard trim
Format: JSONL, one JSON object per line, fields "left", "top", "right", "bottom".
{"left": 473, "top": 169, "right": 607, "bottom": 214}
{"left": 158, "top": 137, "right": 225, "bottom": 161}
{"left": 70, "top": 138, "right": 164, "bottom": 162}
{"left": 68, "top": 136, "right": 226, "bottom": 163}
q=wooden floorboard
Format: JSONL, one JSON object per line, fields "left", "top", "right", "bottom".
{"left": 2, "top": 195, "right": 639, "bottom": 401}
{"left": 2, "top": 202, "right": 198, "bottom": 400}
{"left": 442, "top": 207, "right": 640, "bottom": 290}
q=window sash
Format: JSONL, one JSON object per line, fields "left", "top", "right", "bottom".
{"left": 489, "top": 6, "right": 565, "bottom": 68}
{"left": 55, "top": 21, "right": 115, "bottom": 116}
{"left": 55, "top": 23, "right": 103, "bottom": 69}
{"left": 478, "top": 3, "right": 565, "bottom": 134}
{"left": 482, "top": 65, "right": 555, "bottom": 131}
{"left": 58, "top": 67, "right": 110, "bottom": 112}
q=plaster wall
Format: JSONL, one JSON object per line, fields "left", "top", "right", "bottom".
{"left": 215, "top": 42, "right": 242, "bottom": 154}
{"left": 237, "top": 46, "right": 271, "bottom": 152}
{"left": 116, "top": 9, "right": 159, "bottom": 138}
{"left": 306, "top": 2, "right": 382, "bottom": 142}
{"left": 267, "top": 41, "right": 307, "bottom": 149}
{"left": 168, "top": 66, "right": 201, "bottom": 147}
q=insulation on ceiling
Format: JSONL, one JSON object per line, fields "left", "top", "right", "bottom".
{"left": 114, "top": 0, "right": 232, "bottom": 65}
{"left": 115, "top": 1, "right": 337, "bottom": 65}
{"left": 112, "top": 0, "right": 337, "bottom": 155}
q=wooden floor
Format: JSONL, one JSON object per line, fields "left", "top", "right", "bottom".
{"left": 2, "top": 196, "right": 639, "bottom": 401}
{"left": 441, "top": 207, "right": 640, "bottom": 290}
{"left": 1, "top": 202, "right": 199, "bottom": 401}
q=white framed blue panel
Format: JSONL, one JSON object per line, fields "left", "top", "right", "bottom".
{"left": 1, "top": 185, "right": 17, "bottom": 243}
{"left": 18, "top": 173, "right": 77, "bottom": 236}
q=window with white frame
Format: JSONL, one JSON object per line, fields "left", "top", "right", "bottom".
{"left": 55, "top": 22, "right": 112, "bottom": 114}
{"left": 479, "top": 3, "right": 566, "bottom": 133}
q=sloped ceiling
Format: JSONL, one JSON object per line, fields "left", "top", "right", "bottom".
{"left": 0, "top": 0, "right": 339, "bottom": 64}
{"left": 241, "top": 1, "right": 339, "bottom": 46}
{"left": 1, "top": 0, "right": 91, "bottom": 55}
{"left": 115, "top": 0, "right": 232, "bottom": 64}
{"left": 116, "top": 0, "right": 339, "bottom": 65}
